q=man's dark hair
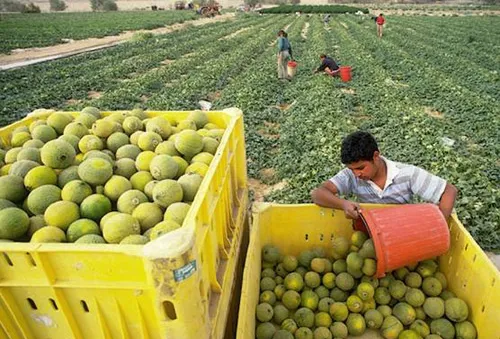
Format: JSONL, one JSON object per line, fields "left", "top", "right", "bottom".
{"left": 341, "top": 131, "right": 379, "bottom": 164}
{"left": 320, "top": 54, "right": 327, "bottom": 58}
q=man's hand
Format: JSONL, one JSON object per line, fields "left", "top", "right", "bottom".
{"left": 439, "top": 183, "right": 458, "bottom": 220}
{"left": 311, "top": 181, "right": 359, "bottom": 219}
{"left": 342, "top": 200, "right": 361, "bottom": 219}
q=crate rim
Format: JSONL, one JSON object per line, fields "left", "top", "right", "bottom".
{"left": 251, "top": 202, "right": 500, "bottom": 277}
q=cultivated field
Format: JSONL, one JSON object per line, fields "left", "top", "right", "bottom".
{"left": 0, "top": 12, "right": 499, "bottom": 251}
{"left": 0, "top": 10, "right": 197, "bottom": 53}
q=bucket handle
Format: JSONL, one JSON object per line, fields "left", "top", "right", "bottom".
{"left": 352, "top": 212, "right": 370, "bottom": 235}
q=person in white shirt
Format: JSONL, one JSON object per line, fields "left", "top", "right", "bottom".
{"left": 311, "top": 131, "right": 458, "bottom": 220}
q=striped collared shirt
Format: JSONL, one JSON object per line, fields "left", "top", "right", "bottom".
{"left": 329, "top": 157, "right": 447, "bottom": 204}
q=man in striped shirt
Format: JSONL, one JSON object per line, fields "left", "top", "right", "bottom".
{"left": 311, "top": 131, "right": 457, "bottom": 220}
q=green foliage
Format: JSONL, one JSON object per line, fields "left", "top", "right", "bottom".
{"left": 260, "top": 5, "right": 369, "bottom": 14}
{"left": 0, "top": 14, "right": 498, "bottom": 251}
{"left": 131, "top": 31, "right": 154, "bottom": 42}
{"left": 49, "top": 0, "right": 67, "bottom": 11}
{"left": 0, "top": 11, "right": 197, "bottom": 53}
{"left": 0, "top": 0, "right": 25, "bottom": 12}
{"left": 102, "top": 0, "right": 117, "bottom": 11}
{"left": 89, "top": 0, "right": 117, "bottom": 11}
{"left": 21, "top": 2, "right": 41, "bottom": 13}
{"left": 89, "top": 0, "right": 103, "bottom": 11}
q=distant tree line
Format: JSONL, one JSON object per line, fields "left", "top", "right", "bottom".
{"left": 0, "top": 0, "right": 40, "bottom": 12}
{"left": 89, "top": 0, "right": 118, "bottom": 11}
{"left": 0, "top": 0, "right": 67, "bottom": 12}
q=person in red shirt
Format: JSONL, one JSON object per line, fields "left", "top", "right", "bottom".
{"left": 376, "top": 14, "right": 385, "bottom": 38}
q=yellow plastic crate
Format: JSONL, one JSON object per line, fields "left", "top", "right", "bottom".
{"left": 237, "top": 203, "right": 500, "bottom": 339}
{"left": 0, "top": 108, "right": 249, "bottom": 339}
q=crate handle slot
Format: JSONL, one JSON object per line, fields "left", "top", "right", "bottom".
{"left": 2, "top": 253, "right": 13, "bottom": 266}
{"left": 162, "top": 301, "right": 177, "bottom": 320}
{"left": 492, "top": 278, "right": 496, "bottom": 287}
{"left": 481, "top": 305, "right": 485, "bottom": 313}
{"left": 319, "top": 234, "right": 324, "bottom": 241}
{"left": 26, "top": 252, "right": 36, "bottom": 266}
{"left": 49, "top": 298, "right": 58, "bottom": 310}
{"left": 81, "top": 300, "right": 90, "bottom": 313}
{"left": 464, "top": 243, "right": 469, "bottom": 251}
{"left": 305, "top": 234, "right": 308, "bottom": 241}
{"left": 27, "top": 298, "right": 37, "bottom": 310}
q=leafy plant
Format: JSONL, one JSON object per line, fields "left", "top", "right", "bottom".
{"left": 49, "top": 0, "right": 67, "bottom": 11}
{"left": 102, "top": 0, "right": 117, "bottom": 11}
{"left": 0, "top": 14, "right": 498, "bottom": 252}
{"left": 260, "top": 5, "right": 369, "bottom": 14}
{"left": 0, "top": 10, "right": 197, "bottom": 53}
{"left": 21, "top": 2, "right": 40, "bottom": 13}
{"left": 131, "top": 31, "right": 154, "bottom": 42}
{"left": 0, "top": 0, "right": 25, "bottom": 12}
{"left": 89, "top": 0, "right": 117, "bottom": 11}
{"left": 89, "top": 0, "right": 103, "bottom": 11}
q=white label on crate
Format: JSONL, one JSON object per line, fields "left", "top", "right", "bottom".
{"left": 31, "top": 314, "right": 56, "bottom": 327}
{"left": 174, "top": 260, "right": 197, "bottom": 282}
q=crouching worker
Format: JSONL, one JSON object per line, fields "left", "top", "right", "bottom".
{"left": 313, "top": 54, "right": 340, "bottom": 77}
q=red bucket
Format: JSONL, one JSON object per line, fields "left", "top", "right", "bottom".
{"left": 356, "top": 204, "right": 450, "bottom": 277}
{"left": 287, "top": 61, "right": 298, "bottom": 78}
{"left": 339, "top": 66, "right": 352, "bottom": 82}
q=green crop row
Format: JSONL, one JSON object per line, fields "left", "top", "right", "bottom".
{"left": 0, "top": 15, "right": 264, "bottom": 123}
{"left": 260, "top": 5, "right": 369, "bottom": 14}
{"left": 0, "top": 14, "right": 498, "bottom": 252}
{"left": 0, "top": 11, "right": 197, "bottom": 53}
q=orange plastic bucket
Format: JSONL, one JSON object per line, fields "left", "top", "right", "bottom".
{"left": 339, "top": 66, "right": 352, "bottom": 82}
{"left": 287, "top": 60, "right": 298, "bottom": 78}
{"left": 356, "top": 204, "right": 450, "bottom": 277}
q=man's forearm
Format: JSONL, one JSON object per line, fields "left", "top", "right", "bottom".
{"left": 311, "top": 187, "right": 346, "bottom": 210}
{"left": 439, "top": 183, "right": 458, "bottom": 220}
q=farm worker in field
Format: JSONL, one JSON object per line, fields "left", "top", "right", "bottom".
{"left": 323, "top": 14, "right": 331, "bottom": 24}
{"left": 311, "top": 131, "right": 458, "bottom": 220}
{"left": 313, "top": 54, "right": 339, "bottom": 77}
{"left": 283, "top": 31, "right": 293, "bottom": 60}
{"left": 376, "top": 14, "right": 385, "bottom": 38}
{"left": 277, "top": 30, "right": 291, "bottom": 80}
